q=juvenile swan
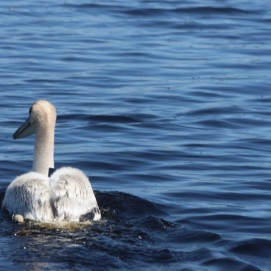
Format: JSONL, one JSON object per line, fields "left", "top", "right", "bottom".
{"left": 2, "top": 100, "right": 101, "bottom": 223}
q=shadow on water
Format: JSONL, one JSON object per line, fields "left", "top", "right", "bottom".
{"left": 0, "top": 186, "right": 268, "bottom": 271}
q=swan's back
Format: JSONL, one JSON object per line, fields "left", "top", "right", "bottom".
{"left": 50, "top": 167, "right": 101, "bottom": 221}
{"left": 3, "top": 167, "right": 101, "bottom": 223}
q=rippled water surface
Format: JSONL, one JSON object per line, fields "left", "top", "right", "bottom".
{"left": 0, "top": 0, "right": 271, "bottom": 270}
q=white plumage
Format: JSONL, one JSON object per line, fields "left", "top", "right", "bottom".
{"left": 2, "top": 100, "right": 101, "bottom": 223}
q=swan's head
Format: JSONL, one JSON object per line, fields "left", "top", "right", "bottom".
{"left": 13, "top": 100, "right": 56, "bottom": 140}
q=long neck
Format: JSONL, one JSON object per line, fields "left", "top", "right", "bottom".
{"left": 32, "top": 124, "right": 55, "bottom": 176}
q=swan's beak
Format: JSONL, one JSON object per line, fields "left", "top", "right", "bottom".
{"left": 13, "top": 118, "right": 35, "bottom": 140}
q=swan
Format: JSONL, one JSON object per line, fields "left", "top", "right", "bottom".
{"left": 2, "top": 100, "right": 101, "bottom": 223}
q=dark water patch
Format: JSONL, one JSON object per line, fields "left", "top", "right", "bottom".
{"left": 62, "top": 2, "right": 124, "bottom": 12}
{"left": 180, "top": 6, "right": 254, "bottom": 15}
{"left": 57, "top": 113, "right": 89, "bottom": 122}
{"left": 244, "top": 179, "right": 271, "bottom": 191}
{"left": 194, "top": 119, "right": 237, "bottom": 129}
{"left": 97, "top": 191, "right": 168, "bottom": 219}
{"left": 71, "top": 159, "right": 125, "bottom": 172}
{"left": 188, "top": 214, "right": 269, "bottom": 234}
{"left": 203, "top": 257, "right": 261, "bottom": 271}
{"left": 85, "top": 122, "right": 132, "bottom": 133}
{"left": 190, "top": 89, "right": 236, "bottom": 99}
{"left": 120, "top": 172, "right": 177, "bottom": 185}
{"left": 88, "top": 115, "right": 140, "bottom": 124}
{"left": 167, "top": 226, "right": 222, "bottom": 245}
{"left": 230, "top": 138, "right": 271, "bottom": 153}
{"left": 183, "top": 105, "right": 244, "bottom": 116}
{"left": 60, "top": 56, "right": 96, "bottom": 63}
{"left": 57, "top": 114, "right": 144, "bottom": 133}
{"left": 172, "top": 21, "right": 233, "bottom": 31}
{"left": 122, "top": 6, "right": 252, "bottom": 18}
{"left": 231, "top": 238, "right": 271, "bottom": 258}
{"left": 24, "top": 78, "right": 66, "bottom": 84}
{"left": 227, "top": 117, "right": 271, "bottom": 127}
{"left": 254, "top": 97, "right": 271, "bottom": 103}
{"left": 135, "top": 216, "right": 175, "bottom": 231}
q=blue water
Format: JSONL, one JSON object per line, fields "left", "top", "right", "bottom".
{"left": 0, "top": 0, "right": 271, "bottom": 270}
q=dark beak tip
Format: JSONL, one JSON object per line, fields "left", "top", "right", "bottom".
{"left": 13, "top": 132, "right": 18, "bottom": 140}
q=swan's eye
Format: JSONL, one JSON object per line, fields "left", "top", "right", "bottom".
{"left": 29, "top": 106, "right": 33, "bottom": 115}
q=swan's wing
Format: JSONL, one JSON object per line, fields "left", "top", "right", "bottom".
{"left": 2, "top": 172, "right": 54, "bottom": 222}
{"left": 50, "top": 167, "right": 101, "bottom": 222}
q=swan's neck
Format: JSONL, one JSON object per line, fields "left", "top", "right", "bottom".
{"left": 33, "top": 124, "right": 55, "bottom": 176}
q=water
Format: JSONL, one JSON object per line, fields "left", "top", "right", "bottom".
{"left": 0, "top": 0, "right": 270, "bottom": 270}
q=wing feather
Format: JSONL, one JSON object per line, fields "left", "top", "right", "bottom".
{"left": 50, "top": 167, "right": 100, "bottom": 222}
{"left": 2, "top": 172, "right": 54, "bottom": 222}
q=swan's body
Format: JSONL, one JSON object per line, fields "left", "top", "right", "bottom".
{"left": 2, "top": 100, "right": 100, "bottom": 223}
